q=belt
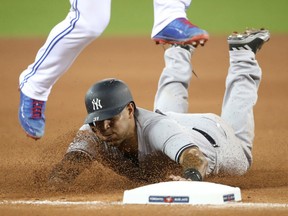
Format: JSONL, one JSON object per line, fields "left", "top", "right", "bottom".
{"left": 192, "top": 128, "right": 219, "bottom": 148}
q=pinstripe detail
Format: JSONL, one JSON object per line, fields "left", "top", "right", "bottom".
{"left": 19, "top": 0, "right": 80, "bottom": 89}
{"left": 174, "top": 143, "right": 195, "bottom": 163}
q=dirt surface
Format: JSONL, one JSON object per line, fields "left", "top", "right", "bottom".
{"left": 0, "top": 35, "right": 287, "bottom": 215}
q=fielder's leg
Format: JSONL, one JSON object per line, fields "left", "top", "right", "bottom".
{"left": 18, "top": 0, "right": 111, "bottom": 139}
{"left": 152, "top": 0, "right": 208, "bottom": 46}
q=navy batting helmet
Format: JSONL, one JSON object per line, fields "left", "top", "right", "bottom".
{"left": 84, "top": 78, "right": 134, "bottom": 124}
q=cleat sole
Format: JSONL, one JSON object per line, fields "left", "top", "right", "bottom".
{"left": 153, "top": 34, "right": 209, "bottom": 46}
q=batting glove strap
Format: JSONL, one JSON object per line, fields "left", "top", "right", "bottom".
{"left": 183, "top": 168, "right": 202, "bottom": 181}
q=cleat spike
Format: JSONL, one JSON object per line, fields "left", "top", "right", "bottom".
{"left": 228, "top": 28, "right": 270, "bottom": 54}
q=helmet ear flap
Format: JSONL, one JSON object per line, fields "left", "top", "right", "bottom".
{"left": 84, "top": 78, "right": 135, "bottom": 124}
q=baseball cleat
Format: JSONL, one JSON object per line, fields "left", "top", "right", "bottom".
{"left": 228, "top": 28, "right": 270, "bottom": 54}
{"left": 18, "top": 90, "right": 46, "bottom": 140}
{"left": 153, "top": 18, "right": 209, "bottom": 46}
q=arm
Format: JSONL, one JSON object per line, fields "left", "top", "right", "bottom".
{"left": 144, "top": 116, "right": 208, "bottom": 181}
{"left": 48, "top": 151, "right": 92, "bottom": 189}
{"left": 48, "top": 125, "right": 100, "bottom": 190}
{"left": 177, "top": 146, "right": 208, "bottom": 181}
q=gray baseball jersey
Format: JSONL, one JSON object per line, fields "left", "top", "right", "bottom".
{"left": 68, "top": 107, "right": 248, "bottom": 177}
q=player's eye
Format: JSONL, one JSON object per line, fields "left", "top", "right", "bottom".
{"left": 89, "top": 113, "right": 121, "bottom": 131}
{"left": 89, "top": 122, "right": 100, "bottom": 132}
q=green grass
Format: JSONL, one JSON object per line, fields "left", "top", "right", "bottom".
{"left": 0, "top": 0, "right": 287, "bottom": 37}
{"left": 189, "top": 0, "right": 288, "bottom": 35}
{"left": 0, "top": 0, "right": 70, "bottom": 37}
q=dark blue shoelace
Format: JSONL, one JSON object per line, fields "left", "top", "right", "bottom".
{"left": 32, "top": 100, "right": 44, "bottom": 119}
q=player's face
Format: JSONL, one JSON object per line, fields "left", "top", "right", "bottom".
{"left": 90, "top": 103, "right": 135, "bottom": 147}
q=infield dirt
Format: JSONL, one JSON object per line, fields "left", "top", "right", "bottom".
{"left": 0, "top": 35, "right": 287, "bottom": 215}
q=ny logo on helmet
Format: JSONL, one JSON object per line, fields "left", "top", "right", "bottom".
{"left": 92, "top": 98, "right": 102, "bottom": 110}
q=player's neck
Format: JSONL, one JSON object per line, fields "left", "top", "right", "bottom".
{"left": 119, "top": 126, "right": 138, "bottom": 157}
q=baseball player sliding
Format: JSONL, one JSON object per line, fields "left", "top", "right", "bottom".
{"left": 48, "top": 29, "right": 270, "bottom": 188}
{"left": 18, "top": 0, "right": 208, "bottom": 140}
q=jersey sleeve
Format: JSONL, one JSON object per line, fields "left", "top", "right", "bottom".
{"left": 145, "top": 118, "right": 197, "bottom": 163}
{"left": 66, "top": 124, "right": 98, "bottom": 160}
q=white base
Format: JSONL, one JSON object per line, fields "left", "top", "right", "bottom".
{"left": 123, "top": 181, "right": 241, "bottom": 205}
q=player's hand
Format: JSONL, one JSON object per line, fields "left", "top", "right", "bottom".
{"left": 178, "top": 147, "right": 207, "bottom": 180}
{"left": 168, "top": 174, "right": 191, "bottom": 181}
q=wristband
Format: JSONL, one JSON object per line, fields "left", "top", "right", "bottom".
{"left": 183, "top": 168, "right": 202, "bottom": 181}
